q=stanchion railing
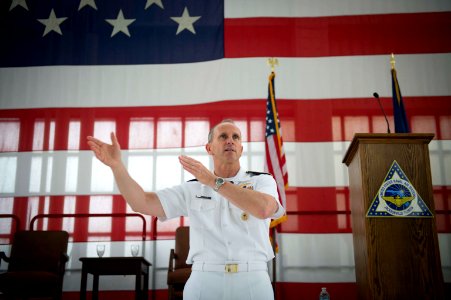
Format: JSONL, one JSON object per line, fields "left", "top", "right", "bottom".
{"left": 29, "top": 213, "right": 147, "bottom": 241}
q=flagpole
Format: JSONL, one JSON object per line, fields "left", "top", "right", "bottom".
{"left": 267, "top": 57, "right": 279, "bottom": 299}
{"left": 390, "top": 52, "right": 396, "bottom": 70}
{"left": 390, "top": 53, "right": 410, "bottom": 133}
{"left": 271, "top": 225, "right": 277, "bottom": 297}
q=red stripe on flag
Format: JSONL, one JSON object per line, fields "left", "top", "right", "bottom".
{"left": 224, "top": 12, "right": 451, "bottom": 57}
{"left": 1, "top": 96, "right": 450, "bottom": 152}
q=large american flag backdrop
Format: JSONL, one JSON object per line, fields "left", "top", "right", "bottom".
{"left": 1, "top": 0, "right": 451, "bottom": 298}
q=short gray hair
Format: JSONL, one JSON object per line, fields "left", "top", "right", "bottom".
{"left": 207, "top": 119, "right": 236, "bottom": 143}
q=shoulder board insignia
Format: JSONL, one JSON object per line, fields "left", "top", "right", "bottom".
{"left": 187, "top": 179, "right": 198, "bottom": 182}
{"left": 246, "top": 171, "right": 272, "bottom": 177}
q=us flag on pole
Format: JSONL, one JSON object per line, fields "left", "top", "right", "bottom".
{"left": 265, "top": 71, "right": 288, "bottom": 228}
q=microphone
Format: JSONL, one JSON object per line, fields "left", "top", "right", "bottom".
{"left": 373, "top": 92, "right": 391, "bottom": 133}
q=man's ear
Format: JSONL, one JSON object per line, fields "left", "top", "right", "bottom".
{"left": 205, "top": 143, "right": 213, "bottom": 155}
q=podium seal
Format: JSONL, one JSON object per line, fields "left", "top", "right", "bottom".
{"left": 366, "top": 160, "right": 433, "bottom": 218}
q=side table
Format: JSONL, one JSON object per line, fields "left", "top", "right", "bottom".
{"left": 79, "top": 257, "right": 151, "bottom": 300}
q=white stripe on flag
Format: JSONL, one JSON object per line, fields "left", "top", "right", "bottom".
{"left": 225, "top": 0, "right": 451, "bottom": 18}
{"left": 2, "top": 54, "right": 451, "bottom": 109}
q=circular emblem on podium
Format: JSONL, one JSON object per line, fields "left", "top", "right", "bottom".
{"left": 380, "top": 178, "right": 416, "bottom": 216}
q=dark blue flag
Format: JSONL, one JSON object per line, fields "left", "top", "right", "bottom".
{"left": 391, "top": 68, "right": 410, "bottom": 133}
{"left": 1, "top": 0, "right": 224, "bottom": 67}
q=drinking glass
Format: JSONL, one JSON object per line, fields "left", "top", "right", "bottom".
{"left": 96, "top": 244, "right": 105, "bottom": 258}
{"left": 130, "top": 244, "right": 139, "bottom": 257}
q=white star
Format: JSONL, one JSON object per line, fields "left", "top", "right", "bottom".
{"left": 10, "top": 0, "right": 28, "bottom": 11}
{"left": 105, "top": 9, "right": 136, "bottom": 38}
{"left": 37, "top": 9, "right": 68, "bottom": 37}
{"left": 145, "top": 0, "right": 164, "bottom": 10}
{"left": 170, "top": 6, "right": 201, "bottom": 35}
{"left": 78, "top": 0, "right": 98, "bottom": 11}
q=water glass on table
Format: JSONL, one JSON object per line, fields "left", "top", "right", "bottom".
{"left": 130, "top": 244, "right": 139, "bottom": 257}
{"left": 96, "top": 244, "right": 105, "bottom": 258}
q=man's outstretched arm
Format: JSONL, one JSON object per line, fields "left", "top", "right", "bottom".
{"left": 87, "top": 132, "right": 166, "bottom": 218}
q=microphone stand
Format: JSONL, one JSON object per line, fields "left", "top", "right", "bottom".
{"left": 373, "top": 92, "right": 391, "bottom": 133}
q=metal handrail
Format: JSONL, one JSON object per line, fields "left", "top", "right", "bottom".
{"left": 0, "top": 214, "right": 21, "bottom": 235}
{"left": 29, "top": 213, "right": 147, "bottom": 241}
{"left": 17, "top": 208, "right": 451, "bottom": 242}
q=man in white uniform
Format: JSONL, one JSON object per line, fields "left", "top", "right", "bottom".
{"left": 87, "top": 119, "right": 285, "bottom": 300}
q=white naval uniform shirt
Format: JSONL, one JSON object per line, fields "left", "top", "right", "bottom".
{"left": 156, "top": 168, "right": 285, "bottom": 265}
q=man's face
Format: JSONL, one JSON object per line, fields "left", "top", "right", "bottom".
{"left": 206, "top": 122, "right": 243, "bottom": 163}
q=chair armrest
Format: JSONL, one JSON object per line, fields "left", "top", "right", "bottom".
{"left": 0, "top": 251, "right": 10, "bottom": 264}
{"left": 168, "top": 249, "right": 175, "bottom": 272}
{"left": 0, "top": 251, "right": 10, "bottom": 269}
{"left": 61, "top": 252, "right": 69, "bottom": 263}
{"left": 57, "top": 252, "right": 69, "bottom": 275}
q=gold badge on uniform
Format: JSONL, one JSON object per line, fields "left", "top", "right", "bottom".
{"left": 238, "top": 181, "right": 254, "bottom": 190}
{"left": 241, "top": 212, "right": 249, "bottom": 221}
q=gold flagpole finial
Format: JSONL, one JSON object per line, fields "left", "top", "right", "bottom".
{"left": 267, "top": 57, "right": 279, "bottom": 72}
{"left": 390, "top": 53, "right": 396, "bottom": 70}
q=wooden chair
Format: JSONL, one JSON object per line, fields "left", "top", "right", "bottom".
{"left": 167, "top": 226, "right": 191, "bottom": 300}
{"left": 0, "top": 230, "right": 69, "bottom": 300}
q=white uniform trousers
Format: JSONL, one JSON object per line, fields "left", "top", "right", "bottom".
{"left": 183, "top": 270, "right": 274, "bottom": 300}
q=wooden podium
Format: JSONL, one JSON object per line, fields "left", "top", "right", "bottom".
{"left": 342, "top": 133, "right": 444, "bottom": 299}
